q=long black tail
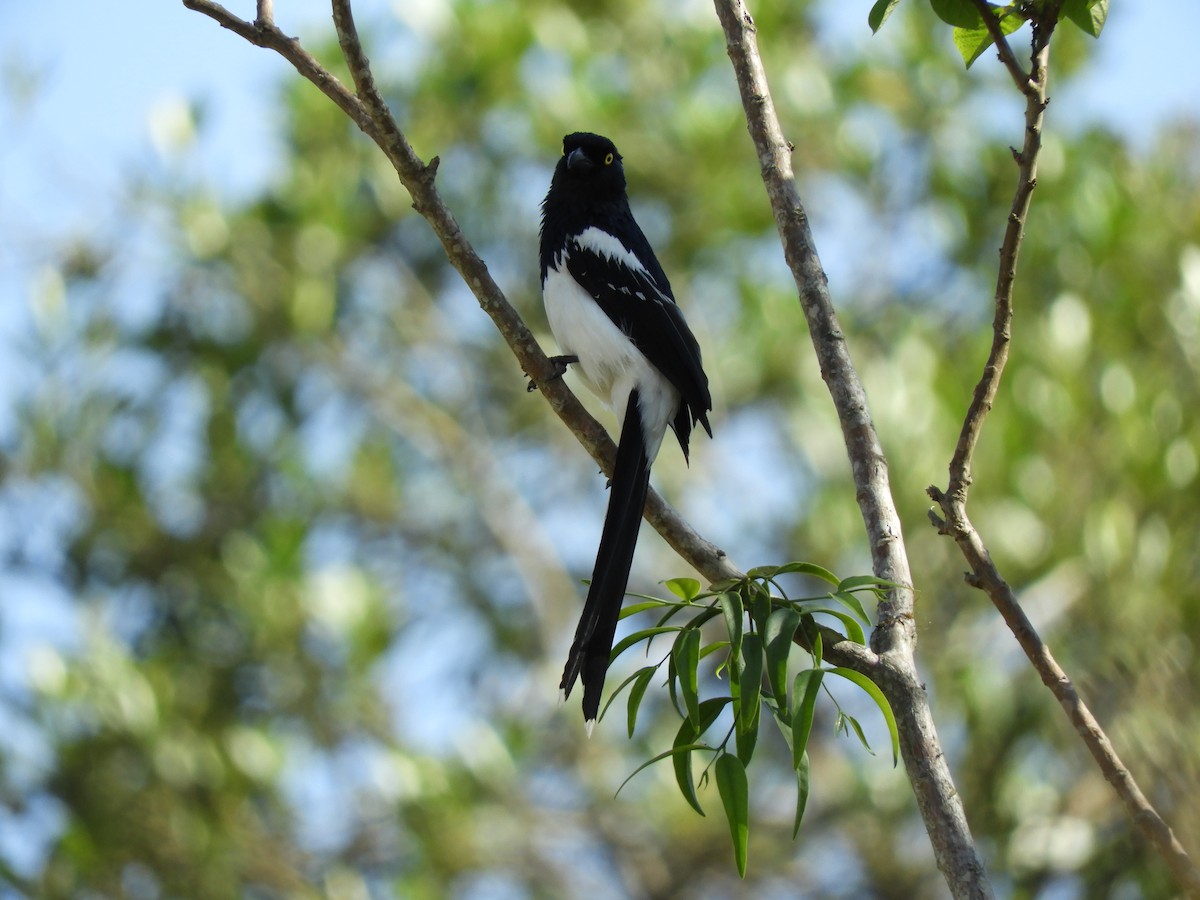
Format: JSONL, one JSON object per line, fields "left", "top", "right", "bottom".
{"left": 561, "top": 388, "right": 652, "bottom": 727}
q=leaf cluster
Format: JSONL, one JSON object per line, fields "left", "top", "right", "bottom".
{"left": 602, "top": 565, "right": 898, "bottom": 876}
{"left": 870, "top": 0, "right": 1108, "bottom": 65}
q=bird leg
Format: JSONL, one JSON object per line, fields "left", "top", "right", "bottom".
{"left": 526, "top": 354, "right": 579, "bottom": 392}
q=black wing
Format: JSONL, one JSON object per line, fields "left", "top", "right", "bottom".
{"left": 564, "top": 234, "right": 712, "bottom": 455}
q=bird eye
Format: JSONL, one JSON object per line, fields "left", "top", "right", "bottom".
{"left": 604, "top": 153, "right": 614, "bottom": 165}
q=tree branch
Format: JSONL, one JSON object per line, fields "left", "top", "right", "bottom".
{"left": 967, "top": 0, "right": 1032, "bottom": 94}
{"left": 710, "top": 1, "right": 989, "bottom": 896}
{"left": 931, "top": 16, "right": 1200, "bottom": 895}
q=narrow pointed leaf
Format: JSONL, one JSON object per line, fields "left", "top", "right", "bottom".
{"left": 610, "top": 626, "right": 680, "bottom": 661}
{"left": 735, "top": 710, "right": 758, "bottom": 766}
{"left": 617, "top": 742, "right": 710, "bottom": 798}
{"left": 830, "top": 590, "right": 871, "bottom": 626}
{"left": 715, "top": 754, "right": 750, "bottom": 877}
{"left": 719, "top": 592, "right": 743, "bottom": 662}
{"left": 599, "top": 665, "right": 657, "bottom": 723}
{"left": 736, "top": 633, "right": 763, "bottom": 729}
{"left": 828, "top": 667, "right": 900, "bottom": 765}
{"left": 790, "top": 669, "right": 825, "bottom": 770}
{"left": 626, "top": 666, "right": 658, "bottom": 738}
{"left": 673, "top": 628, "right": 701, "bottom": 728}
{"left": 745, "top": 583, "right": 772, "bottom": 634}
{"left": 845, "top": 713, "right": 874, "bottom": 755}
{"left": 671, "top": 698, "right": 731, "bottom": 815}
{"left": 618, "top": 599, "right": 676, "bottom": 620}
{"left": 793, "top": 751, "right": 811, "bottom": 838}
{"left": 802, "top": 607, "right": 865, "bottom": 645}
{"left": 764, "top": 607, "right": 800, "bottom": 702}
{"left": 775, "top": 561, "right": 840, "bottom": 585}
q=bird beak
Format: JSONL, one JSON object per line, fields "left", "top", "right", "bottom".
{"left": 566, "top": 147, "right": 594, "bottom": 174}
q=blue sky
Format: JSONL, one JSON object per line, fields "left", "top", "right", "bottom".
{"left": 1, "top": 1, "right": 1198, "bottom": 242}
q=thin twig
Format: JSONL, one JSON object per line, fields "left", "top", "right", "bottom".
{"left": 932, "top": 14, "right": 1200, "bottom": 895}
{"left": 710, "top": 0, "right": 990, "bottom": 896}
{"left": 967, "top": 0, "right": 1032, "bottom": 94}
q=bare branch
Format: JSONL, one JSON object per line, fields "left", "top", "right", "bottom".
{"left": 710, "top": 0, "right": 989, "bottom": 895}
{"left": 933, "top": 16, "right": 1200, "bottom": 894}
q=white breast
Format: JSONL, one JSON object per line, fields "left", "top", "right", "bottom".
{"left": 542, "top": 262, "right": 677, "bottom": 462}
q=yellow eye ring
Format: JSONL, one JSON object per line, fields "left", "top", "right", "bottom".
{"left": 604, "top": 152, "right": 614, "bottom": 165}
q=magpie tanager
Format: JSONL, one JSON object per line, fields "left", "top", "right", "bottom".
{"left": 538, "top": 132, "right": 713, "bottom": 729}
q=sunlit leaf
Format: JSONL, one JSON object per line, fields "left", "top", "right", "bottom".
{"left": 664, "top": 577, "right": 701, "bottom": 602}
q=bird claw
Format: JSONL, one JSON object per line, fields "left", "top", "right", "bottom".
{"left": 526, "top": 355, "right": 579, "bottom": 392}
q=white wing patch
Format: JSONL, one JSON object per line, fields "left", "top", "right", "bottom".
{"left": 573, "top": 226, "right": 649, "bottom": 276}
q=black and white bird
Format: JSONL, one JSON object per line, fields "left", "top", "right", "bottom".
{"left": 538, "top": 132, "right": 712, "bottom": 728}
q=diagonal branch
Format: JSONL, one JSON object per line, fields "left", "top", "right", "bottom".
{"left": 929, "top": 16, "right": 1200, "bottom": 895}
{"left": 967, "top": 0, "right": 1032, "bottom": 94}
{"left": 710, "top": 0, "right": 990, "bottom": 896}
{"left": 178, "top": 1, "right": 882, "bottom": 672}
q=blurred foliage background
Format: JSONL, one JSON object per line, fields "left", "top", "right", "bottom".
{"left": 2, "top": 0, "right": 1198, "bottom": 897}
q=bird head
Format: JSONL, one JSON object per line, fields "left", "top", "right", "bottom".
{"left": 556, "top": 132, "right": 626, "bottom": 199}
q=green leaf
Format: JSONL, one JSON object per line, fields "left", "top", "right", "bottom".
{"left": 735, "top": 708, "right": 759, "bottom": 767}
{"left": 736, "top": 633, "right": 763, "bottom": 730}
{"left": 836, "top": 574, "right": 896, "bottom": 593}
{"left": 844, "top": 713, "right": 874, "bottom": 755}
{"left": 664, "top": 577, "right": 701, "bottom": 601}
{"left": 746, "top": 582, "right": 772, "bottom": 633}
{"left": 930, "top": 0, "right": 982, "bottom": 28}
{"left": 830, "top": 589, "right": 871, "bottom": 626}
{"left": 610, "top": 626, "right": 680, "bottom": 661}
{"left": 828, "top": 667, "right": 900, "bottom": 765}
{"left": 811, "top": 629, "right": 824, "bottom": 667}
{"left": 1061, "top": 0, "right": 1107, "bottom": 37}
{"left": 673, "top": 628, "right": 701, "bottom": 728}
{"left": 618, "top": 599, "right": 676, "bottom": 620}
{"left": 868, "top": 0, "right": 904, "bottom": 33}
{"left": 793, "top": 751, "right": 811, "bottom": 838}
{"left": 799, "top": 607, "right": 866, "bottom": 645}
{"left": 626, "top": 666, "right": 658, "bottom": 738}
{"left": 763, "top": 607, "right": 800, "bottom": 702}
{"left": 715, "top": 754, "right": 750, "bottom": 878}
{"left": 719, "top": 592, "right": 744, "bottom": 662}
{"left": 618, "top": 741, "right": 711, "bottom": 799}
{"left": 951, "top": 9, "right": 1024, "bottom": 68}
{"left": 745, "top": 564, "right": 779, "bottom": 579}
{"left": 775, "top": 561, "right": 840, "bottom": 585}
{"left": 671, "top": 698, "right": 731, "bottom": 815}
{"left": 790, "top": 669, "right": 824, "bottom": 770}
{"left": 598, "top": 665, "right": 657, "bottom": 724}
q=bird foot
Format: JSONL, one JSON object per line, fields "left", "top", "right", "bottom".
{"left": 526, "top": 355, "right": 579, "bottom": 392}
